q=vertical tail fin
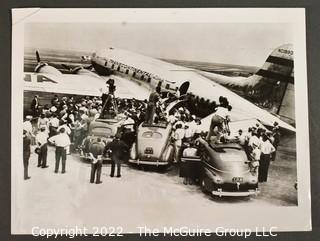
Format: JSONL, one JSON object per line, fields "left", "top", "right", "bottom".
{"left": 246, "top": 44, "right": 294, "bottom": 122}
{"left": 249, "top": 44, "right": 294, "bottom": 87}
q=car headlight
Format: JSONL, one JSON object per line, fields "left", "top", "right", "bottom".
{"left": 250, "top": 178, "right": 258, "bottom": 183}
{"left": 212, "top": 175, "right": 224, "bottom": 184}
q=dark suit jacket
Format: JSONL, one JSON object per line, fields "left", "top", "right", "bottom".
{"left": 31, "top": 98, "right": 38, "bottom": 110}
{"left": 23, "top": 135, "right": 31, "bottom": 159}
{"left": 104, "top": 139, "right": 129, "bottom": 161}
{"left": 90, "top": 142, "right": 105, "bottom": 158}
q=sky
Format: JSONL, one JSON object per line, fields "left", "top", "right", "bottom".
{"left": 24, "top": 22, "right": 294, "bottom": 67}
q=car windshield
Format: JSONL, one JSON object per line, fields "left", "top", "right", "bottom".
{"left": 142, "top": 131, "right": 162, "bottom": 139}
{"left": 91, "top": 127, "right": 113, "bottom": 136}
{"left": 219, "top": 153, "right": 244, "bottom": 162}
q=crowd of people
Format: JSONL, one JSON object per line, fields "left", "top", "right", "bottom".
{"left": 236, "top": 121, "right": 280, "bottom": 183}
{"left": 23, "top": 89, "right": 144, "bottom": 181}
{"left": 23, "top": 80, "right": 281, "bottom": 187}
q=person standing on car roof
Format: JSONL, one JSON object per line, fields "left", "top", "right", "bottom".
{"left": 206, "top": 98, "right": 230, "bottom": 142}
{"left": 259, "top": 134, "right": 276, "bottom": 182}
{"left": 103, "top": 132, "right": 129, "bottom": 178}
{"left": 145, "top": 86, "right": 161, "bottom": 124}
{"left": 89, "top": 138, "right": 105, "bottom": 184}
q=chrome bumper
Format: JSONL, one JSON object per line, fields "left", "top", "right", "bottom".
{"left": 128, "top": 159, "right": 168, "bottom": 166}
{"left": 212, "top": 188, "right": 260, "bottom": 197}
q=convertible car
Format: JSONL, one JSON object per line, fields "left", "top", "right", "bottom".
{"left": 129, "top": 121, "right": 174, "bottom": 166}
{"left": 80, "top": 115, "right": 134, "bottom": 161}
{"left": 195, "top": 138, "right": 260, "bottom": 197}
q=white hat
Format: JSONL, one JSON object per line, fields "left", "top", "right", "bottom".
{"left": 25, "top": 115, "right": 32, "bottom": 120}
{"left": 50, "top": 106, "right": 57, "bottom": 112}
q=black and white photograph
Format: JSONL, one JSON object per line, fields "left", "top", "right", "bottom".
{"left": 11, "top": 8, "right": 311, "bottom": 234}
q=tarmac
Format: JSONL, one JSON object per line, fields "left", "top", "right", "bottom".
{"left": 12, "top": 134, "right": 297, "bottom": 234}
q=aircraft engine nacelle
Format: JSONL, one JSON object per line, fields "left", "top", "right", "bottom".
{"left": 34, "top": 50, "right": 62, "bottom": 76}
{"left": 72, "top": 66, "right": 100, "bottom": 78}
{"left": 35, "top": 63, "right": 62, "bottom": 75}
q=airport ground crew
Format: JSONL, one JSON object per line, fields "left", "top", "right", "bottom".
{"left": 35, "top": 127, "right": 49, "bottom": 168}
{"left": 48, "top": 128, "right": 71, "bottom": 174}
{"left": 104, "top": 133, "right": 129, "bottom": 178}
{"left": 259, "top": 135, "right": 276, "bottom": 182}
{"left": 23, "top": 130, "right": 31, "bottom": 180}
{"left": 89, "top": 138, "right": 105, "bottom": 184}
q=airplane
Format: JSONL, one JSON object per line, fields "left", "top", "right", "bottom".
{"left": 23, "top": 44, "right": 295, "bottom": 133}
{"left": 23, "top": 50, "right": 151, "bottom": 112}
{"left": 89, "top": 45, "right": 295, "bottom": 132}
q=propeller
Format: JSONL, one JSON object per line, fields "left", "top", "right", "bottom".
{"left": 36, "top": 50, "right": 41, "bottom": 63}
{"left": 34, "top": 50, "right": 61, "bottom": 75}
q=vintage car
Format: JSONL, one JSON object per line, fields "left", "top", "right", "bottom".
{"left": 129, "top": 121, "right": 174, "bottom": 166}
{"left": 80, "top": 115, "right": 134, "bottom": 161}
{"left": 195, "top": 138, "right": 260, "bottom": 197}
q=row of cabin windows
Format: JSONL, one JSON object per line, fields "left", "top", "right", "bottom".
{"left": 105, "top": 60, "right": 170, "bottom": 88}
{"left": 104, "top": 60, "right": 212, "bottom": 105}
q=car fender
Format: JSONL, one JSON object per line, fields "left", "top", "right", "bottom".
{"left": 130, "top": 142, "right": 138, "bottom": 160}
{"left": 161, "top": 144, "right": 174, "bottom": 163}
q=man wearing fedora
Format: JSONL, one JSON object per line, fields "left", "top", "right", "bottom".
{"left": 104, "top": 132, "right": 129, "bottom": 178}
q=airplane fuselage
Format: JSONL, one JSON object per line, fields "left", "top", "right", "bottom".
{"left": 90, "top": 47, "right": 295, "bottom": 131}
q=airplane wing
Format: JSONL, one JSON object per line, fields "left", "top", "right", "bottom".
{"left": 169, "top": 70, "right": 296, "bottom": 132}
{"left": 24, "top": 72, "right": 150, "bottom": 100}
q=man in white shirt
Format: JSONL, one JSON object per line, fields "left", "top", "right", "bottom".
{"left": 248, "top": 133, "right": 261, "bottom": 149}
{"left": 249, "top": 143, "right": 261, "bottom": 173}
{"left": 182, "top": 143, "right": 198, "bottom": 158}
{"left": 172, "top": 124, "right": 185, "bottom": 162}
{"left": 184, "top": 125, "right": 194, "bottom": 143}
{"left": 206, "top": 105, "right": 230, "bottom": 141}
{"left": 237, "top": 129, "right": 246, "bottom": 146}
{"left": 35, "top": 127, "right": 49, "bottom": 168}
{"left": 57, "top": 121, "right": 71, "bottom": 136}
{"left": 23, "top": 115, "right": 33, "bottom": 136}
{"left": 48, "top": 128, "right": 71, "bottom": 174}
{"left": 258, "top": 134, "right": 276, "bottom": 182}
